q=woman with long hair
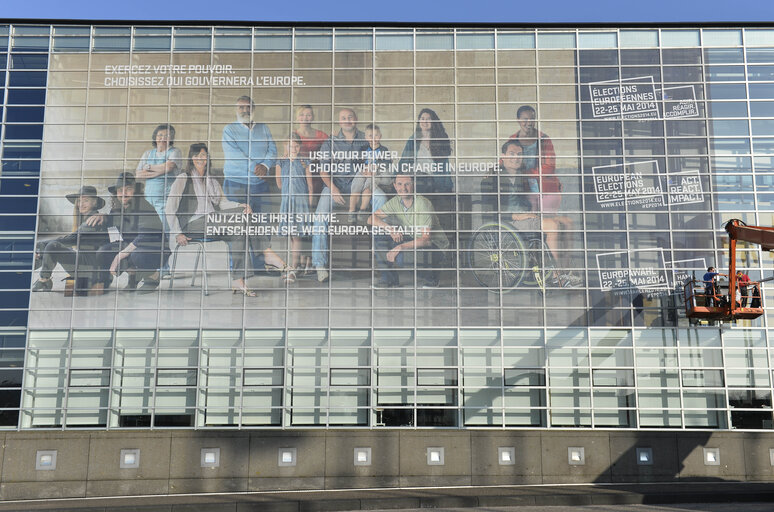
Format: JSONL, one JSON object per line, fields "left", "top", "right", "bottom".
{"left": 398, "top": 108, "right": 453, "bottom": 195}
{"left": 166, "top": 143, "right": 291, "bottom": 296}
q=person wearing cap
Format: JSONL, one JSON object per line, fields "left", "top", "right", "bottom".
{"left": 32, "top": 185, "right": 109, "bottom": 292}
{"left": 95, "top": 172, "right": 167, "bottom": 293}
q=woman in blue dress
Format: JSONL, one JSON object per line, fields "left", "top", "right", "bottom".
{"left": 136, "top": 124, "right": 182, "bottom": 276}
{"left": 275, "top": 134, "right": 313, "bottom": 281}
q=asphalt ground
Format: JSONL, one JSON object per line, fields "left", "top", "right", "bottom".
{"left": 3, "top": 482, "right": 774, "bottom": 512}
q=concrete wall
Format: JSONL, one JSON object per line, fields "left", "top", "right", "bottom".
{"left": 1, "top": 430, "right": 774, "bottom": 500}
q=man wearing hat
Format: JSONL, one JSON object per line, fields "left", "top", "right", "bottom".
{"left": 95, "top": 172, "right": 167, "bottom": 293}
{"left": 32, "top": 185, "right": 108, "bottom": 292}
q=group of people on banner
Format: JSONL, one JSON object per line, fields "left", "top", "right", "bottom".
{"left": 33, "top": 96, "right": 565, "bottom": 294}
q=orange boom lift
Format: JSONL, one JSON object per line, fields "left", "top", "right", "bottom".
{"left": 684, "top": 219, "right": 772, "bottom": 322}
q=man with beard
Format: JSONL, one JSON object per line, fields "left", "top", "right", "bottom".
{"left": 96, "top": 172, "right": 167, "bottom": 293}
{"left": 222, "top": 95, "right": 277, "bottom": 269}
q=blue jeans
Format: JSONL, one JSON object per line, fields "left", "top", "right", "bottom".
{"left": 311, "top": 180, "right": 388, "bottom": 268}
{"left": 374, "top": 235, "right": 443, "bottom": 286}
{"left": 224, "top": 179, "right": 270, "bottom": 269}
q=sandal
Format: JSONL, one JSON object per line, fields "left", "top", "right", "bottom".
{"left": 283, "top": 267, "right": 297, "bottom": 284}
{"left": 232, "top": 283, "right": 257, "bottom": 297}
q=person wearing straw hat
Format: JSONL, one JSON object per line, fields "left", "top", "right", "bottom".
{"left": 95, "top": 172, "right": 167, "bottom": 293}
{"left": 32, "top": 185, "right": 108, "bottom": 292}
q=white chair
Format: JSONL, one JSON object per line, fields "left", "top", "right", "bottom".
{"left": 169, "top": 238, "right": 231, "bottom": 296}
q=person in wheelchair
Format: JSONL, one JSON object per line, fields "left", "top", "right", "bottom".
{"left": 499, "top": 140, "right": 580, "bottom": 287}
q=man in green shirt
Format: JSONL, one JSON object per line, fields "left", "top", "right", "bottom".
{"left": 368, "top": 174, "right": 449, "bottom": 288}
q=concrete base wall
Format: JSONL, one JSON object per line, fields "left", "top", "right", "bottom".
{"left": 1, "top": 430, "right": 773, "bottom": 500}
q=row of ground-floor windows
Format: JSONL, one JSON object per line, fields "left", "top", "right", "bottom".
{"left": 18, "top": 328, "right": 774, "bottom": 430}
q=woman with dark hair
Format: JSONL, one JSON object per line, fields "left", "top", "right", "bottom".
{"left": 166, "top": 143, "right": 291, "bottom": 296}
{"left": 398, "top": 108, "right": 453, "bottom": 195}
{"left": 136, "top": 123, "right": 183, "bottom": 229}
{"left": 32, "top": 186, "right": 109, "bottom": 292}
{"left": 508, "top": 105, "right": 560, "bottom": 213}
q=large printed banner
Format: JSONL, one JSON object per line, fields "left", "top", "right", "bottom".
{"left": 27, "top": 49, "right": 713, "bottom": 329}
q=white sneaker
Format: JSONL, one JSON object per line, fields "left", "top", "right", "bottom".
{"left": 316, "top": 267, "right": 329, "bottom": 283}
{"left": 561, "top": 273, "right": 583, "bottom": 287}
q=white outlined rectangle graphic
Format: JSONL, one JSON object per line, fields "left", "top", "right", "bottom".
{"left": 592, "top": 160, "right": 665, "bottom": 208}
{"left": 667, "top": 170, "right": 705, "bottom": 205}
{"left": 661, "top": 85, "right": 700, "bottom": 119}
{"left": 589, "top": 76, "right": 659, "bottom": 120}
{"left": 597, "top": 248, "right": 670, "bottom": 292}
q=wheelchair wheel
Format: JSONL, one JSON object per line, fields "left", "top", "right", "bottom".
{"left": 467, "top": 223, "right": 527, "bottom": 291}
{"left": 522, "top": 236, "right": 560, "bottom": 292}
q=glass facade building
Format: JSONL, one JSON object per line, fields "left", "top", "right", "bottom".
{"left": 2, "top": 23, "right": 774, "bottom": 431}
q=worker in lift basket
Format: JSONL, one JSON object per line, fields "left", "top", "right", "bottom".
{"left": 703, "top": 266, "right": 720, "bottom": 307}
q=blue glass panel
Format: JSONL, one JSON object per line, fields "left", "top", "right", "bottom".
{"left": 12, "top": 37, "right": 49, "bottom": 52}
{"left": 94, "top": 27, "right": 130, "bottom": 35}
{"left": 0, "top": 252, "right": 34, "bottom": 267}
{"left": 707, "top": 101, "right": 748, "bottom": 118}
{"left": 10, "top": 54, "right": 47, "bottom": 69}
{"left": 0, "top": 237, "right": 34, "bottom": 252}
{"left": 708, "top": 83, "right": 747, "bottom": 100}
{"left": 133, "top": 36, "right": 171, "bottom": 51}
{"left": 537, "top": 32, "right": 575, "bottom": 49}
{"left": 750, "top": 102, "right": 774, "bottom": 117}
{"left": 375, "top": 33, "right": 412, "bottom": 51}
{"left": 706, "top": 65, "right": 744, "bottom": 81}
{"left": 752, "top": 120, "right": 774, "bottom": 137}
{"left": 0, "top": 389, "right": 21, "bottom": 406}
{"left": 456, "top": 33, "right": 494, "bottom": 50}
{"left": 174, "top": 36, "right": 211, "bottom": 51}
{"left": 0, "top": 198, "right": 37, "bottom": 213}
{"left": 8, "top": 71, "right": 46, "bottom": 87}
{"left": 713, "top": 174, "right": 753, "bottom": 191}
{"left": 295, "top": 33, "right": 332, "bottom": 51}
{"left": 53, "top": 36, "right": 90, "bottom": 52}
{"left": 704, "top": 48, "right": 744, "bottom": 64}
{"left": 335, "top": 34, "right": 373, "bottom": 50}
{"left": 709, "top": 120, "right": 749, "bottom": 137}
{"left": 0, "top": 292, "right": 30, "bottom": 309}
{"left": 253, "top": 32, "right": 293, "bottom": 51}
{"left": 578, "top": 50, "right": 618, "bottom": 66}
{"left": 662, "top": 48, "right": 701, "bottom": 64}
{"left": 0, "top": 53, "right": 6, "bottom": 69}
{"left": 2, "top": 143, "right": 41, "bottom": 159}
{"left": 214, "top": 34, "right": 251, "bottom": 51}
{"left": 747, "top": 48, "right": 774, "bottom": 63}
{"left": 3, "top": 125, "right": 44, "bottom": 140}
{"left": 416, "top": 34, "right": 453, "bottom": 50}
{"left": 0, "top": 310, "right": 28, "bottom": 327}
{"left": 0, "top": 273, "right": 32, "bottom": 289}
{"left": 4, "top": 106, "right": 45, "bottom": 123}
{"left": 0, "top": 369, "right": 22, "bottom": 386}
{"left": 748, "top": 65, "right": 774, "bottom": 81}
{"left": 0, "top": 178, "right": 39, "bottom": 195}
{"left": 749, "top": 84, "right": 774, "bottom": 100}
{"left": 0, "top": 216, "right": 36, "bottom": 231}
{"left": 710, "top": 138, "right": 750, "bottom": 155}
{"left": 1, "top": 159, "right": 41, "bottom": 175}
{"left": 93, "top": 36, "right": 131, "bottom": 52}
{"left": 0, "top": 335, "right": 25, "bottom": 349}
{"left": 6, "top": 89, "right": 45, "bottom": 105}
{"left": 702, "top": 29, "right": 742, "bottom": 46}
{"left": 0, "top": 410, "right": 20, "bottom": 426}
{"left": 497, "top": 33, "right": 535, "bottom": 49}
{"left": 711, "top": 156, "right": 751, "bottom": 173}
